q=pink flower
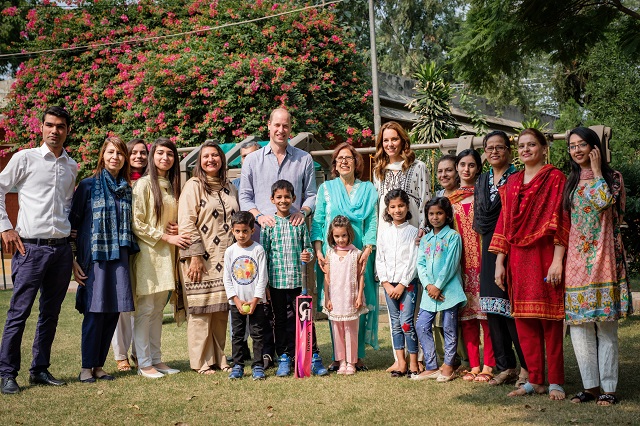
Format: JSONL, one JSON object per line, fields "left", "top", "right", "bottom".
{"left": 362, "top": 128, "right": 372, "bottom": 137}
{"left": 1, "top": 6, "right": 18, "bottom": 16}
{"left": 120, "top": 14, "right": 129, "bottom": 22}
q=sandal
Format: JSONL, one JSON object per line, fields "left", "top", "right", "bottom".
{"left": 197, "top": 369, "right": 216, "bottom": 375}
{"left": 515, "top": 372, "right": 529, "bottom": 388}
{"left": 507, "top": 382, "right": 546, "bottom": 397}
{"left": 474, "top": 372, "right": 494, "bottom": 382}
{"left": 488, "top": 370, "right": 518, "bottom": 386}
{"left": 390, "top": 370, "right": 407, "bottom": 378}
{"left": 597, "top": 394, "right": 618, "bottom": 406}
{"left": 462, "top": 371, "right": 477, "bottom": 381}
{"left": 548, "top": 383, "right": 566, "bottom": 401}
{"left": 571, "top": 391, "right": 597, "bottom": 403}
{"left": 116, "top": 359, "right": 132, "bottom": 372}
{"left": 345, "top": 363, "right": 356, "bottom": 376}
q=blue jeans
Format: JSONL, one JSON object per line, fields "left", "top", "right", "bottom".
{"left": 385, "top": 281, "right": 418, "bottom": 354}
{"left": 416, "top": 306, "right": 458, "bottom": 370}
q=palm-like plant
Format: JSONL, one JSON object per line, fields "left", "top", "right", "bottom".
{"left": 407, "top": 61, "right": 458, "bottom": 145}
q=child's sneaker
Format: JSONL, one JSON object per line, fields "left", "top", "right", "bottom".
{"left": 311, "top": 353, "right": 329, "bottom": 376}
{"left": 252, "top": 366, "right": 266, "bottom": 381}
{"left": 228, "top": 364, "right": 244, "bottom": 380}
{"left": 276, "top": 354, "right": 291, "bottom": 377}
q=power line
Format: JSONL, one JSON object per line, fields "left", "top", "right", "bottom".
{"left": 0, "top": 0, "right": 342, "bottom": 59}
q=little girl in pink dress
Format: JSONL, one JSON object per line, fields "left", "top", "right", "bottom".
{"left": 322, "top": 216, "right": 368, "bottom": 375}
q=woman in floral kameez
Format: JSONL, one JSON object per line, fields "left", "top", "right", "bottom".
{"left": 563, "top": 127, "right": 631, "bottom": 406}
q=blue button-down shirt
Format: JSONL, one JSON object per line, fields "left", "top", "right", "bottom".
{"left": 239, "top": 143, "right": 316, "bottom": 216}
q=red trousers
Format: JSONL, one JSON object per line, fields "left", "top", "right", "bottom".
{"left": 460, "top": 318, "right": 495, "bottom": 369}
{"left": 515, "top": 318, "right": 564, "bottom": 385}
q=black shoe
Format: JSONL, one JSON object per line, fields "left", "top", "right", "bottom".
{"left": 96, "top": 374, "right": 115, "bottom": 381}
{"left": 29, "top": 371, "right": 66, "bottom": 386}
{"left": 1, "top": 377, "right": 20, "bottom": 394}
{"left": 78, "top": 373, "right": 96, "bottom": 384}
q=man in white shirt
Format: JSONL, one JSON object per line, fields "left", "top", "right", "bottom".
{"left": 0, "top": 106, "right": 78, "bottom": 394}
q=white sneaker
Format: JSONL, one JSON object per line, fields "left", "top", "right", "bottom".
{"left": 137, "top": 368, "right": 164, "bottom": 379}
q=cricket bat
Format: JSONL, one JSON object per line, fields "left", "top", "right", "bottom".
{"left": 294, "top": 261, "right": 312, "bottom": 378}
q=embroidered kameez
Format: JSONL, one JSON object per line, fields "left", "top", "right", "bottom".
{"left": 489, "top": 164, "right": 568, "bottom": 386}
{"left": 178, "top": 176, "right": 238, "bottom": 372}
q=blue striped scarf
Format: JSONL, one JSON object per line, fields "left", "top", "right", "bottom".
{"left": 91, "top": 169, "right": 137, "bottom": 261}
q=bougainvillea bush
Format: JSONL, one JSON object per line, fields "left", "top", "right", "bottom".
{"left": 1, "top": 0, "right": 374, "bottom": 176}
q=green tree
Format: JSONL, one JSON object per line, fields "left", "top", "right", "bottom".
{"left": 451, "top": 0, "right": 640, "bottom": 107}
{"left": 331, "top": 0, "right": 467, "bottom": 76}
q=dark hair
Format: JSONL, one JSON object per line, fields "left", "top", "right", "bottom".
{"left": 425, "top": 197, "right": 454, "bottom": 230}
{"left": 518, "top": 128, "right": 548, "bottom": 147}
{"left": 331, "top": 142, "right": 364, "bottom": 179}
{"left": 437, "top": 154, "right": 457, "bottom": 167}
{"left": 95, "top": 136, "right": 130, "bottom": 183}
{"left": 383, "top": 189, "right": 413, "bottom": 223}
{"left": 147, "top": 137, "right": 181, "bottom": 224}
{"left": 455, "top": 149, "right": 482, "bottom": 183}
{"left": 327, "top": 215, "right": 355, "bottom": 248}
{"left": 483, "top": 130, "right": 511, "bottom": 149}
{"left": 191, "top": 141, "right": 227, "bottom": 195}
{"left": 240, "top": 140, "right": 261, "bottom": 150}
{"left": 42, "top": 106, "right": 71, "bottom": 127}
{"left": 127, "top": 138, "right": 148, "bottom": 175}
{"left": 231, "top": 211, "right": 256, "bottom": 229}
{"left": 563, "top": 127, "right": 615, "bottom": 212}
{"left": 271, "top": 179, "right": 295, "bottom": 198}
{"left": 373, "top": 121, "right": 416, "bottom": 182}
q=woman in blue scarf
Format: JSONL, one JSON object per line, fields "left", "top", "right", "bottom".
{"left": 70, "top": 137, "right": 138, "bottom": 383}
{"left": 311, "top": 143, "right": 378, "bottom": 371}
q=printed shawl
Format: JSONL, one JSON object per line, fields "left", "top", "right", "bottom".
{"left": 91, "top": 169, "right": 136, "bottom": 261}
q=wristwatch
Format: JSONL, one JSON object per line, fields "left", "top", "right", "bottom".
{"left": 300, "top": 209, "right": 308, "bottom": 218}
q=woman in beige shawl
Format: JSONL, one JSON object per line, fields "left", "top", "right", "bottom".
{"left": 179, "top": 141, "right": 239, "bottom": 374}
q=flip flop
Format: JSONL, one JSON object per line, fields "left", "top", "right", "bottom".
{"left": 571, "top": 391, "right": 596, "bottom": 403}
{"left": 488, "top": 370, "right": 518, "bottom": 386}
{"left": 390, "top": 370, "right": 406, "bottom": 378}
{"left": 474, "top": 372, "right": 494, "bottom": 382}
{"left": 597, "top": 394, "right": 618, "bottom": 406}
{"left": 462, "top": 371, "right": 477, "bottom": 381}
{"left": 548, "top": 384, "right": 566, "bottom": 401}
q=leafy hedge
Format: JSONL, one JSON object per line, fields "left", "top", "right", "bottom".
{"left": 1, "top": 0, "right": 373, "bottom": 177}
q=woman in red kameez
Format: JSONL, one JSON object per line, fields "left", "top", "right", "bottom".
{"left": 490, "top": 128, "right": 569, "bottom": 400}
{"left": 450, "top": 149, "right": 495, "bottom": 382}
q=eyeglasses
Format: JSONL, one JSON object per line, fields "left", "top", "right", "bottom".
{"left": 336, "top": 156, "right": 355, "bottom": 163}
{"left": 568, "top": 142, "right": 589, "bottom": 152}
{"left": 485, "top": 146, "right": 508, "bottom": 153}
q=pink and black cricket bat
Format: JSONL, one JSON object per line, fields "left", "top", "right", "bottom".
{"left": 294, "top": 261, "right": 312, "bottom": 378}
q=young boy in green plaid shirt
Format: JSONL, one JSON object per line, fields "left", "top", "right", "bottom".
{"left": 261, "top": 180, "right": 326, "bottom": 377}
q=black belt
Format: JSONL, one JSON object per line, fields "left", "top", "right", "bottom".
{"left": 21, "top": 237, "right": 70, "bottom": 246}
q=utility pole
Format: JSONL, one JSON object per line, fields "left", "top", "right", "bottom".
{"left": 368, "top": 0, "right": 381, "bottom": 134}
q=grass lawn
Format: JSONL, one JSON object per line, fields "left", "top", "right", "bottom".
{"left": 0, "top": 291, "right": 638, "bottom": 425}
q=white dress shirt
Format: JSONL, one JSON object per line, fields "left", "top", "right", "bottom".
{"left": 0, "top": 144, "right": 77, "bottom": 238}
{"left": 375, "top": 221, "right": 419, "bottom": 286}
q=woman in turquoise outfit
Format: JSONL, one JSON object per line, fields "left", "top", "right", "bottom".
{"left": 311, "top": 142, "right": 378, "bottom": 370}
